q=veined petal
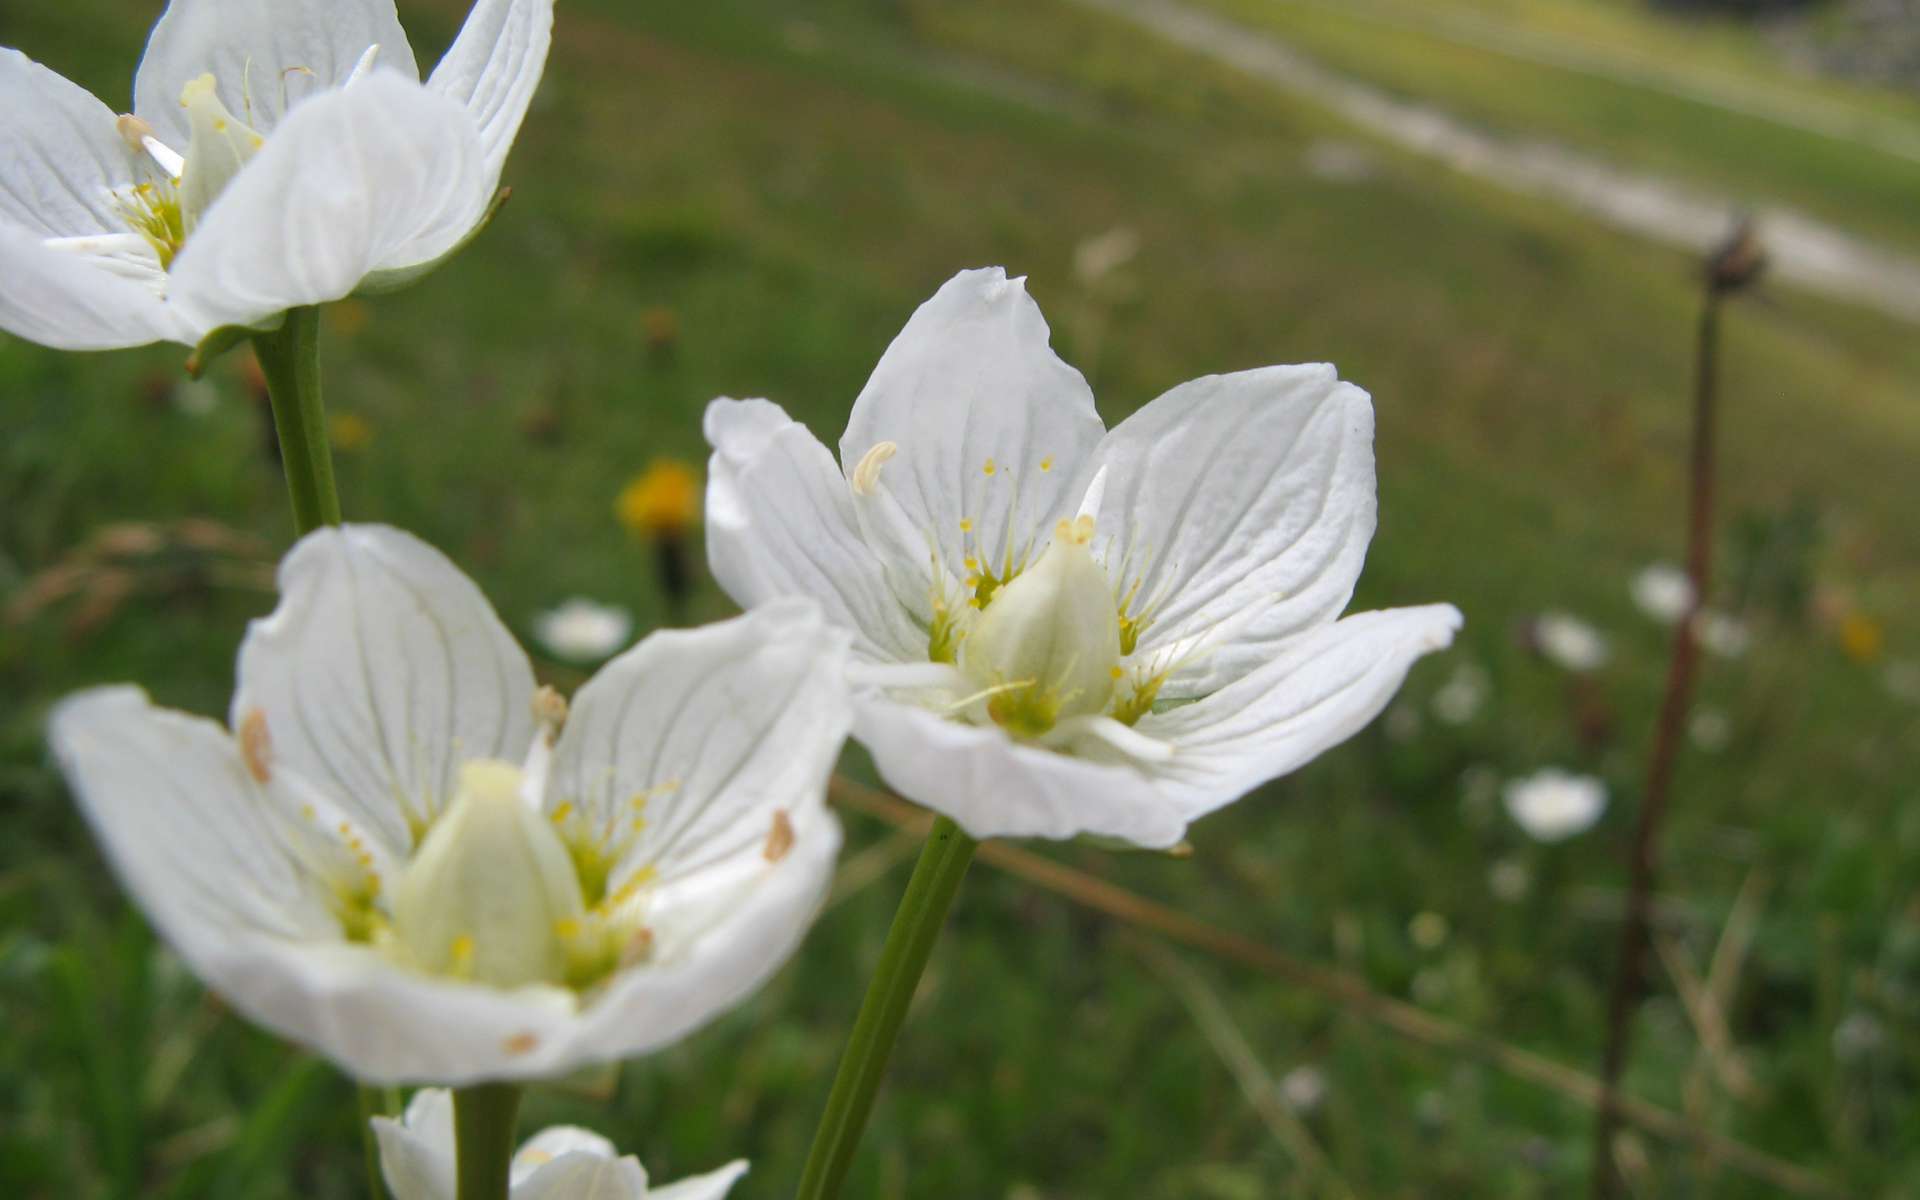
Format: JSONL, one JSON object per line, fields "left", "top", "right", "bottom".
{"left": 0, "top": 218, "right": 192, "bottom": 349}
{"left": 166, "top": 73, "right": 489, "bottom": 332}
{"left": 234, "top": 940, "right": 577, "bottom": 1085}
{"left": 0, "top": 49, "right": 134, "bottom": 238}
{"left": 650, "top": 1162, "right": 751, "bottom": 1200}
{"left": 1139, "top": 605, "right": 1462, "bottom": 820}
{"left": 48, "top": 687, "right": 338, "bottom": 949}
{"left": 838, "top": 268, "right": 1105, "bottom": 586}
{"left": 134, "top": 0, "right": 418, "bottom": 141}
{"left": 705, "top": 397, "right": 926, "bottom": 664}
{"left": 547, "top": 599, "right": 850, "bottom": 885}
{"left": 427, "top": 0, "right": 554, "bottom": 185}
{"left": 232, "top": 525, "right": 536, "bottom": 859}
{"left": 513, "top": 1153, "right": 648, "bottom": 1200}
{"left": 851, "top": 692, "right": 1187, "bottom": 847}
{"left": 1092, "top": 365, "right": 1377, "bottom": 697}
{"left": 372, "top": 1090, "right": 457, "bottom": 1200}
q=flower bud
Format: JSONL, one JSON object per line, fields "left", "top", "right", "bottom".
{"left": 393, "top": 761, "right": 584, "bottom": 988}
{"left": 963, "top": 517, "right": 1121, "bottom": 737}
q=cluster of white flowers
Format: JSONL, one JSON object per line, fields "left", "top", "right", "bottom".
{"left": 14, "top": 6, "right": 1467, "bottom": 1192}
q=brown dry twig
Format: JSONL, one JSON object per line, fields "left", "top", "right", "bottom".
{"left": 828, "top": 777, "right": 1839, "bottom": 1198}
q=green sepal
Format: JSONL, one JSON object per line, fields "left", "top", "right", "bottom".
{"left": 184, "top": 317, "right": 278, "bottom": 379}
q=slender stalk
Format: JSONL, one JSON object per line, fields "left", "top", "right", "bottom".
{"left": 1590, "top": 291, "right": 1722, "bottom": 1197}
{"left": 796, "top": 815, "right": 978, "bottom": 1200}
{"left": 452, "top": 1084, "right": 522, "bottom": 1200}
{"left": 251, "top": 306, "right": 341, "bottom": 534}
{"left": 357, "top": 1086, "right": 389, "bottom": 1200}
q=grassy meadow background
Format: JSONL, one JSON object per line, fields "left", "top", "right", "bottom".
{"left": 4, "top": 0, "right": 1920, "bottom": 1194}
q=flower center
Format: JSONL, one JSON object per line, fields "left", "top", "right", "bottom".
{"left": 111, "top": 73, "right": 264, "bottom": 270}
{"left": 960, "top": 516, "right": 1123, "bottom": 738}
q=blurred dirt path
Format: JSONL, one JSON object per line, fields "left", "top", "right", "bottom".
{"left": 1070, "top": 0, "right": 1920, "bottom": 323}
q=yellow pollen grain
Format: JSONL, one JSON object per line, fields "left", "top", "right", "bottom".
{"left": 964, "top": 556, "right": 979, "bottom": 571}
{"left": 968, "top": 597, "right": 982, "bottom": 609}
{"left": 1110, "top": 666, "right": 1124, "bottom": 680}
{"left": 213, "top": 119, "right": 228, "bottom": 132}
{"left": 631, "top": 816, "right": 648, "bottom": 833}
{"left": 629, "top": 792, "right": 650, "bottom": 811}
{"left": 959, "top": 518, "right": 974, "bottom": 533}
{"left": 982, "top": 458, "right": 996, "bottom": 476}
{"left": 1041, "top": 456, "right": 1054, "bottom": 471}
{"left": 553, "top": 917, "right": 581, "bottom": 939}
{"left": 451, "top": 934, "right": 475, "bottom": 968}
{"left": 550, "top": 801, "right": 574, "bottom": 824}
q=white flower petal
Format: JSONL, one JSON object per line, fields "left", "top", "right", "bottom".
{"left": 837, "top": 268, "right": 1105, "bottom": 584}
{"left": 1092, "top": 365, "right": 1377, "bottom": 697}
{"left": 851, "top": 692, "right": 1187, "bottom": 846}
{"left": 233, "top": 525, "right": 536, "bottom": 859}
{"left": 373, "top": 1089, "right": 457, "bottom": 1200}
{"left": 167, "top": 73, "right": 489, "bottom": 331}
{"left": 547, "top": 599, "right": 851, "bottom": 878}
{"left": 1140, "top": 605, "right": 1462, "bottom": 820}
{"left": 237, "top": 940, "right": 578, "bottom": 1085}
{"left": 0, "top": 218, "right": 192, "bottom": 349}
{"left": 48, "top": 686, "right": 338, "bottom": 946}
{"left": 0, "top": 49, "right": 133, "bottom": 238}
{"left": 134, "top": 0, "right": 418, "bottom": 142}
{"left": 513, "top": 1155, "right": 648, "bottom": 1200}
{"left": 513, "top": 1128, "right": 620, "bottom": 1178}
{"left": 427, "top": 0, "right": 554, "bottom": 185}
{"left": 650, "top": 1162, "right": 751, "bottom": 1200}
{"left": 705, "top": 397, "right": 926, "bottom": 664}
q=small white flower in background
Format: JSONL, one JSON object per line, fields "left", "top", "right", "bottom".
{"left": 1430, "top": 661, "right": 1489, "bottom": 725}
{"left": 534, "top": 598, "right": 634, "bottom": 663}
{"left": 1503, "top": 769, "right": 1607, "bottom": 843}
{"left": 1487, "top": 857, "right": 1531, "bottom": 903}
{"left": 1278, "top": 1065, "right": 1328, "bottom": 1114}
{"left": 1071, "top": 226, "right": 1140, "bottom": 287}
{"left": 1884, "top": 659, "right": 1920, "bottom": 704}
{"left": 375, "top": 1088, "right": 747, "bottom": 1200}
{"left": 1532, "top": 611, "right": 1609, "bottom": 672}
{"left": 1630, "top": 563, "right": 1694, "bottom": 625}
{"left": 50, "top": 525, "right": 851, "bottom": 1085}
{"left": 1689, "top": 707, "right": 1732, "bottom": 753}
{"left": 0, "top": 0, "right": 553, "bottom": 350}
{"left": 1695, "top": 610, "right": 1751, "bottom": 659}
{"left": 706, "top": 268, "right": 1460, "bottom": 848}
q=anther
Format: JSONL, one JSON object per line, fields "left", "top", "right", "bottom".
{"left": 763, "top": 809, "right": 796, "bottom": 862}
{"left": 238, "top": 707, "right": 273, "bottom": 784}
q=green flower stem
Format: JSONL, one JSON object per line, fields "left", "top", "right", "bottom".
{"left": 250, "top": 305, "right": 341, "bottom": 534}
{"left": 796, "top": 815, "right": 978, "bottom": 1200}
{"left": 357, "top": 1086, "right": 389, "bottom": 1200}
{"left": 452, "top": 1083, "right": 522, "bottom": 1200}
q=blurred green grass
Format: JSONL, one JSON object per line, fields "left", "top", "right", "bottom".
{"left": 3, "top": 0, "right": 1918, "bottom": 1196}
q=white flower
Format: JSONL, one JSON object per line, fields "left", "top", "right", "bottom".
{"left": 0, "top": 0, "right": 553, "bottom": 350}
{"left": 1694, "top": 609, "right": 1751, "bottom": 659}
{"left": 1630, "top": 563, "right": 1694, "bottom": 625}
{"left": 1503, "top": 769, "right": 1607, "bottom": 843}
{"left": 1278, "top": 1065, "right": 1328, "bottom": 1114}
{"left": 49, "top": 525, "right": 850, "bottom": 1084}
{"left": 706, "top": 267, "right": 1460, "bottom": 848}
{"left": 533, "top": 598, "right": 634, "bottom": 663}
{"left": 1429, "top": 661, "right": 1489, "bottom": 725}
{"left": 1533, "top": 611, "right": 1609, "bottom": 672}
{"left": 374, "top": 1088, "right": 748, "bottom": 1200}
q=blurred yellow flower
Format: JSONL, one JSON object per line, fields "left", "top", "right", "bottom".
{"left": 617, "top": 459, "right": 701, "bottom": 537}
{"left": 329, "top": 412, "right": 374, "bottom": 452}
{"left": 1839, "top": 611, "right": 1884, "bottom": 664}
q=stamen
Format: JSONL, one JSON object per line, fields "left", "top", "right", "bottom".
{"left": 763, "top": 810, "right": 796, "bottom": 862}
{"left": 850, "top": 441, "right": 896, "bottom": 496}
{"left": 343, "top": 44, "right": 382, "bottom": 87}
{"left": 115, "top": 115, "right": 184, "bottom": 178}
{"left": 238, "top": 707, "right": 273, "bottom": 783}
